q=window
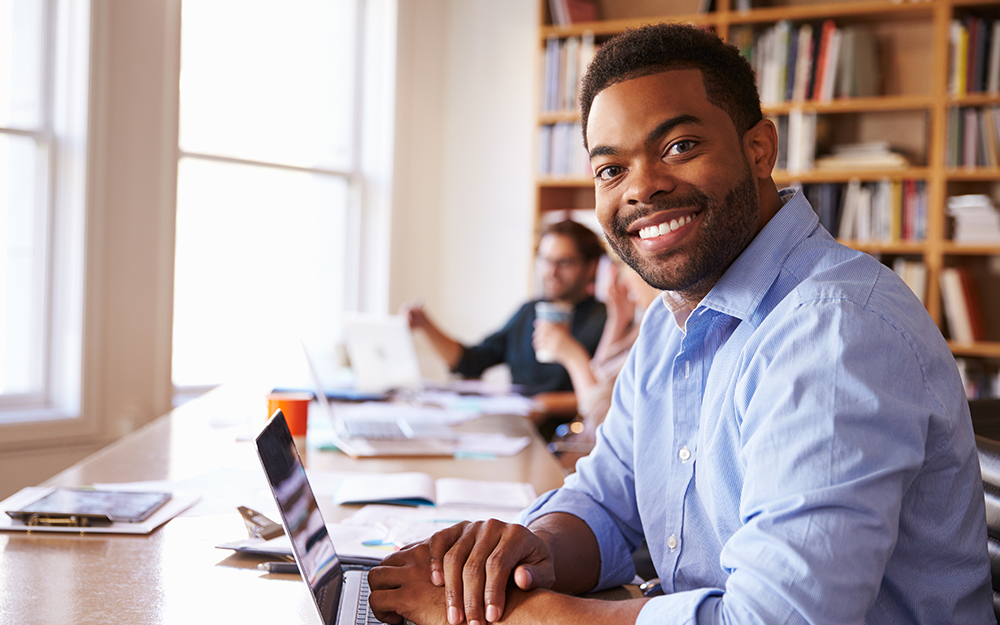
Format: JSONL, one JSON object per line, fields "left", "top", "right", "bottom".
{"left": 0, "top": 0, "right": 89, "bottom": 420}
{"left": 174, "top": 0, "right": 393, "bottom": 390}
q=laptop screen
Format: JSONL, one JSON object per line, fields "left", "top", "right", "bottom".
{"left": 256, "top": 411, "right": 342, "bottom": 623}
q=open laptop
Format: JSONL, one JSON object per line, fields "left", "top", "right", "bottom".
{"left": 256, "top": 410, "right": 381, "bottom": 625}
{"left": 302, "top": 341, "right": 456, "bottom": 458}
{"left": 342, "top": 314, "right": 423, "bottom": 394}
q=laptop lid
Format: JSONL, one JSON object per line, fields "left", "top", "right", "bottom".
{"left": 256, "top": 411, "right": 344, "bottom": 624}
{"left": 301, "top": 340, "right": 456, "bottom": 458}
{"left": 342, "top": 314, "right": 423, "bottom": 393}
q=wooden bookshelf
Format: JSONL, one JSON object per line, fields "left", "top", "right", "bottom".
{"left": 535, "top": 0, "right": 1000, "bottom": 375}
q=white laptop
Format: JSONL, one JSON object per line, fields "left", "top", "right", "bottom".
{"left": 255, "top": 411, "right": 381, "bottom": 625}
{"left": 342, "top": 314, "right": 423, "bottom": 393}
{"left": 302, "top": 341, "right": 456, "bottom": 458}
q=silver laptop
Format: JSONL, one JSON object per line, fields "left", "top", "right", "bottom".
{"left": 342, "top": 314, "right": 423, "bottom": 393}
{"left": 255, "top": 411, "right": 380, "bottom": 625}
{"left": 302, "top": 341, "right": 456, "bottom": 458}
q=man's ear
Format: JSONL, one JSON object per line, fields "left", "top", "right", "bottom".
{"left": 743, "top": 118, "right": 778, "bottom": 178}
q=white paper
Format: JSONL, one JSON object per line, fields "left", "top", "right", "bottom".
{"left": 333, "top": 472, "right": 536, "bottom": 508}
{"left": 217, "top": 521, "right": 389, "bottom": 564}
{"left": 343, "top": 504, "right": 525, "bottom": 548}
{"left": 454, "top": 432, "right": 530, "bottom": 457}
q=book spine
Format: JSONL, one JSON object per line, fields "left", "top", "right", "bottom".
{"left": 941, "top": 267, "right": 975, "bottom": 343}
{"left": 989, "top": 20, "right": 1000, "bottom": 93}
{"left": 813, "top": 20, "right": 836, "bottom": 101}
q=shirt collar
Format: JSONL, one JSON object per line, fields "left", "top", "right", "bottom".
{"left": 660, "top": 187, "right": 817, "bottom": 330}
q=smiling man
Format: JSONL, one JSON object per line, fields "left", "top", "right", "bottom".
{"left": 369, "top": 23, "right": 995, "bottom": 625}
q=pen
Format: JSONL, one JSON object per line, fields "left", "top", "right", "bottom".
{"left": 259, "top": 561, "right": 299, "bottom": 574}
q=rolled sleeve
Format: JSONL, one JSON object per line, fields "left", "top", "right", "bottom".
{"left": 519, "top": 486, "right": 639, "bottom": 591}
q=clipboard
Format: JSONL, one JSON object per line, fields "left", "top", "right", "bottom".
{"left": 6, "top": 488, "right": 172, "bottom": 526}
{"left": 0, "top": 487, "right": 200, "bottom": 534}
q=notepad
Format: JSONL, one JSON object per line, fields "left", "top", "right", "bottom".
{"left": 333, "top": 472, "right": 537, "bottom": 509}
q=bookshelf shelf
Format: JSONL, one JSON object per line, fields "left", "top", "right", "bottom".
{"left": 536, "top": 0, "right": 1000, "bottom": 376}
{"left": 950, "top": 93, "right": 1000, "bottom": 106}
{"left": 539, "top": 110, "right": 580, "bottom": 124}
{"left": 949, "top": 341, "right": 1000, "bottom": 358}
{"left": 728, "top": 1, "right": 935, "bottom": 25}
{"left": 773, "top": 167, "right": 931, "bottom": 183}
{"left": 537, "top": 176, "right": 593, "bottom": 188}
{"left": 841, "top": 240, "right": 929, "bottom": 254}
{"left": 541, "top": 14, "right": 721, "bottom": 39}
{"left": 946, "top": 167, "right": 1000, "bottom": 179}
{"left": 762, "top": 95, "right": 933, "bottom": 115}
{"left": 943, "top": 242, "right": 1000, "bottom": 254}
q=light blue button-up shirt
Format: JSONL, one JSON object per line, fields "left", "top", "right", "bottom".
{"left": 522, "top": 189, "right": 995, "bottom": 623}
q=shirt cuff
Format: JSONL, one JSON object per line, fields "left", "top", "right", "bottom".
{"left": 518, "top": 487, "right": 637, "bottom": 591}
{"left": 635, "top": 590, "right": 723, "bottom": 625}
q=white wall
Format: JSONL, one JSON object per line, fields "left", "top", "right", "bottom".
{"left": 390, "top": 0, "right": 539, "bottom": 346}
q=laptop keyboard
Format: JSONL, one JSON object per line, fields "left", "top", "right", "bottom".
{"left": 344, "top": 419, "right": 408, "bottom": 440}
{"left": 356, "top": 571, "right": 381, "bottom": 625}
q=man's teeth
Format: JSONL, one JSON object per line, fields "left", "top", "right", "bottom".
{"left": 638, "top": 215, "right": 693, "bottom": 240}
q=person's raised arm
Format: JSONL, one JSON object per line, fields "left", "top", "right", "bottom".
{"left": 401, "top": 301, "right": 464, "bottom": 369}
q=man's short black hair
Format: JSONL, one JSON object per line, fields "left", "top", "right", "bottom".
{"left": 580, "top": 23, "right": 763, "bottom": 150}
{"left": 540, "top": 220, "right": 605, "bottom": 264}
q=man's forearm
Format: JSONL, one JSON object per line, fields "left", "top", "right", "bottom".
{"left": 527, "top": 512, "right": 602, "bottom": 595}
{"left": 420, "top": 323, "right": 464, "bottom": 369}
{"left": 497, "top": 588, "right": 648, "bottom": 625}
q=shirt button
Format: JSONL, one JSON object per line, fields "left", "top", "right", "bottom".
{"left": 667, "top": 535, "right": 678, "bottom": 550}
{"left": 679, "top": 447, "right": 691, "bottom": 462}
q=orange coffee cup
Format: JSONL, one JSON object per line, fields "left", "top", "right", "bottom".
{"left": 266, "top": 391, "right": 312, "bottom": 439}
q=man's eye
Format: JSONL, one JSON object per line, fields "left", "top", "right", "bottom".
{"left": 666, "top": 140, "right": 695, "bottom": 156}
{"left": 595, "top": 165, "right": 622, "bottom": 181}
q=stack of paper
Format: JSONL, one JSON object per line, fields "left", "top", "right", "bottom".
{"left": 816, "top": 142, "right": 909, "bottom": 171}
{"left": 948, "top": 194, "right": 1000, "bottom": 243}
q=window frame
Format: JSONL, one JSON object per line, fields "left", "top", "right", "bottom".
{"left": 0, "top": 0, "right": 90, "bottom": 436}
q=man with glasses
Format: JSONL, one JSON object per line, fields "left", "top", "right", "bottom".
{"left": 403, "top": 220, "right": 607, "bottom": 399}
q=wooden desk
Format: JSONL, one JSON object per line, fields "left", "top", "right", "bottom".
{"left": 0, "top": 385, "right": 566, "bottom": 624}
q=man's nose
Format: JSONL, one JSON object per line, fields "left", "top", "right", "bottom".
{"left": 624, "top": 161, "right": 675, "bottom": 205}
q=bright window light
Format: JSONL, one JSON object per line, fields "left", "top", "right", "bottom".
{"left": 0, "top": 0, "right": 50, "bottom": 400}
{"left": 174, "top": 0, "right": 360, "bottom": 389}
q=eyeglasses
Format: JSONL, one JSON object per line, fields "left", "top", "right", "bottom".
{"left": 537, "top": 255, "right": 584, "bottom": 271}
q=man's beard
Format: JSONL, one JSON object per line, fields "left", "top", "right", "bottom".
{"left": 604, "top": 164, "right": 760, "bottom": 296}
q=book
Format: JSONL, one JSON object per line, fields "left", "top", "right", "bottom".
{"left": 561, "top": 36, "right": 579, "bottom": 111}
{"left": 792, "top": 24, "right": 814, "bottom": 101}
{"left": 988, "top": 20, "right": 1000, "bottom": 93}
{"left": 958, "top": 267, "right": 986, "bottom": 341}
{"left": 838, "top": 178, "right": 862, "bottom": 240}
{"left": 836, "top": 27, "right": 855, "bottom": 99}
{"left": 892, "top": 258, "right": 926, "bottom": 305}
{"left": 964, "top": 107, "right": 980, "bottom": 168}
{"left": 813, "top": 21, "right": 835, "bottom": 100}
{"left": 982, "top": 106, "right": 1000, "bottom": 168}
{"left": 941, "top": 267, "right": 975, "bottom": 343}
{"left": 548, "top": 0, "right": 567, "bottom": 26}
{"left": 851, "top": 28, "right": 880, "bottom": 98}
{"left": 564, "top": 0, "right": 599, "bottom": 24}
{"left": 543, "top": 37, "right": 560, "bottom": 111}
{"left": 333, "top": 472, "right": 538, "bottom": 508}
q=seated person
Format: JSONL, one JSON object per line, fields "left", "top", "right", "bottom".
{"left": 403, "top": 220, "right": 607, "bottom": 399}
{"left": 369, "top": 23, "right": 993, "bottom": 625}
{"left": 534, "top": 260, "right": 660, "bottom": 468}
